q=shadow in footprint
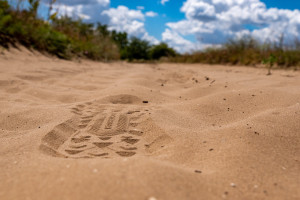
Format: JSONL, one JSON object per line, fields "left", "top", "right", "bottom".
{"left": 94, "top": 142, "right": 113, "bottom": 148}
{"left": 116, "top": 151, "right": 136, "bottom": 157}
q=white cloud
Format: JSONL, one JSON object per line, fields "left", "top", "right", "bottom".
{"left": 145, "top": 11, "right": 158, "bottom": 17}
{"left": 45, "top": 1, "right": 158, "bottom": 44}
{"left": 163, "top": 0, "right": 300, "bottom": 52}
{"left": 48, "top": 0, "right": 110, "bottom": 22}
{"left": 102, "top": 6, "right": 159, "bottom": 44}
{"left": 161, "top": 0, "right": 170, "bottom": 5}
{"left": 162, "top": 29, "right": 199, "bottom": 53}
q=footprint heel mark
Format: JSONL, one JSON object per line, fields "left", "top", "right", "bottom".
{"left": 99, "top": 137, "right": 112, "bottom": 141}
{"left": 78, "top": 124, "right": 88, "bottom": 129}
{"left": 121, "top": 136, "right": 140, "bottom": 145}
{"left": 69, "top": 144, "right": 87, "bottom": 149}
{"left": 93, "top": 142, "right": 113, "bottom": 148}
{"left": 65, "top": 149, "right": 84, "bottom": 155}
{"left": 116, "top": 151, "right": 136, "bottom": 157}
{"left": 89, "top": 153, "right": 109, "bottom": 157}
{"left": 129, "top": 129, "right": 144, "bottom": 136}
{"left": 71, "top": 136, "right": 91, "bottom": 143}
{"left": 120, "top": 146, "right": 137, "bottom": 151}
{"left": 40, "top": 119, "right": 79, "bottom": 157}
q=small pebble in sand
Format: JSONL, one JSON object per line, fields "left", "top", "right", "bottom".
{"left": 205, "top": 76, "right": 210, "bottom": 80}
{"left": 143, "top": 101, "right": 149, "bottom": 104}
{"left": 161, "top": 83, "right": 164, "bottom": 86}
{"left": 230, "top": 183, "right": 236, "bottom": 188}
{"left": 209, "top": 148, "right": 214, "bottom": 151}
{"left": 195, "top": 170, "right": 202, "bottom": 173}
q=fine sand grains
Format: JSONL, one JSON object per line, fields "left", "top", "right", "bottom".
{"left": 0, "top": 49, "right": 299, "bottom": 200}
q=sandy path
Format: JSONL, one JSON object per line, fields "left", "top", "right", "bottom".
{"left": 0, "top": 48, "right": 299, "bottom": 200}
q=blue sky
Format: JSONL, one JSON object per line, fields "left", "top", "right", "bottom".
{"left": 13, "top": 0, "right": 300, "bottom": 52}
{"left": 111, "top": 0, "right": 186, "bottom": 40}
{"left": 109, "top": 0, "right": 300, "bottom": 42}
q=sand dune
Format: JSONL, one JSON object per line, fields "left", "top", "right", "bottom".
{"left": 0, "top": 48, "right": 299, "bottom": 200}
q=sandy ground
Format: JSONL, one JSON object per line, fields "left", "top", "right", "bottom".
{"left": 0, "top": 47, "right": 299, "bottom": 200}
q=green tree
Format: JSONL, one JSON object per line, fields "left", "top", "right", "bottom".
{"left": 149, "top": 42, "right": 176, "bottom": 60}
{"left": 96, "top": 23, "right": 110, "bottom": 37}
{"left": 125, "top": 37, "right": 150, "bottom": 61}
{"left": 111, "top": 30, "right": 128, "bottom": 59}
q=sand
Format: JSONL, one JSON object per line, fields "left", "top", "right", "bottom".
{"left": 0, "top": 47, "right": 299, "bottom": 200}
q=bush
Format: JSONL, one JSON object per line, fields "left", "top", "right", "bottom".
{"left": 149, "top": 42, "right": 176, "bottom": 60}
{"left": 124, "top": 37, "right": 150, "bottom": 61}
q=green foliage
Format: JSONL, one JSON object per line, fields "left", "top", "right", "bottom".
{"left": 149, "top": 42, "right": 176, "bottom": 60}
{"left": 0, "top": 0, "right": 179, "bottom": 61}
{"left": 0, "top": 0, "right": 119, "bottom": 60}
{"left": 28, "top": 0, "right": 39, "bottom": 17}
{"left": 124, "top": 37, "right": 150, "bottom": 61}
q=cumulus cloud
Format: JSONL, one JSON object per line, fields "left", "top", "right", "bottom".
{"left": 162, "top": 29, "right": 199, "bottom": 52}
{"left": 44, "top": 1, "right": 158, "bottom": 44}
{"left": 145, "top": 11, "right": 158, "bottom": 17}
{"left": 163, "top": 0, "right": 300, "bottom": 52}
{"left": 48, "top": 0, "right": 110, "bottom": 22}
{"left": 102, "top": 6, "right": 159, "bottom": 44}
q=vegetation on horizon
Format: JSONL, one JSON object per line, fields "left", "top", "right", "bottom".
{"left": 168, "top": 37, "right": 300, "bottom": 68}
{"left": 0, "top": 0, "right": 299, "bottom": 68}
{"left": 0, "top": 0, "right": 175, "bottom": 61}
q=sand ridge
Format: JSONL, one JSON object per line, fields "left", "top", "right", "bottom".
{"left": 0, "top": 49, "right": 299, "bottom": 200}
